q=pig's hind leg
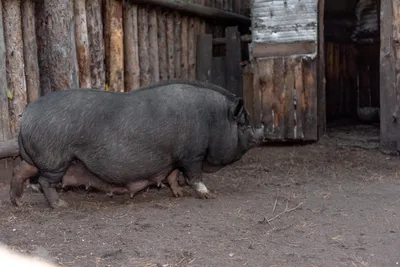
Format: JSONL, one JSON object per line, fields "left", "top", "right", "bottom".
{"left": 10, "top": 161, "right": 39, "bottom": 207}
{"left": 38, "top": 170, "right": 69, "bottom": 209}
{"left": 166, "top": 169, "right": 184, "bottom": 197}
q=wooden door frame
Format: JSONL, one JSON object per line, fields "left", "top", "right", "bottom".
{"left": 317, "top": 0, "right": 326, "bottom": 139}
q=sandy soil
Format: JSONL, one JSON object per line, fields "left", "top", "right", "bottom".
{"left": 0, "top": 132, "right": 399, "bottom": 267}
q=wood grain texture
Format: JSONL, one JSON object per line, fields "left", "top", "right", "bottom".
{"left": 3, "top": 0, "right": 27, "bottom": 136}
{"left": 74, "top": 0, "right": 91, "bottom": 88}
{"left": 21, "top": 0, "right": 40, "bottom": 103}
{"left": 86, "top": 0, "right": 105, "bottom": 88}
{"left": 123, "top": 2, "right": 140, "bottom": 90}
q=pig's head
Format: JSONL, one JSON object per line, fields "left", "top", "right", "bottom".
{"left": 230, "top": 97, "right": 265, "bottom": 148}
{"left": 224, "top": 97, "right": 265, "bottom": 167}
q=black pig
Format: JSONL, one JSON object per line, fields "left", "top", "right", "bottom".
{"left": 10, "top": 80, "right": 264, "bottom": 208}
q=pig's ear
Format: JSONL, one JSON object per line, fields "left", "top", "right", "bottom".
{"left": 231, "top": 97, "right": 244, "bottom": 120}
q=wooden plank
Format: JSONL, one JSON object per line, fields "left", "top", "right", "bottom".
{"left": 211, "top": 57, "right": 225, "bottom": 88}
{"left": 188, "top": 17, "right": 196, "bottom": 80}
{"left": 129, "top": 0, "right": 251, "bottom": 26}
{"left": 180, "top": 15, "right": 189, "bottom": 79}
{"left": 124, "top": 2, "right": 140, "bottom": 90}
{"left": 380, "top": 0, "right": 400, "bottom": 153}
{"left": 21, "top": 0, "right": 40, "bottom": 103}
{"left": 138, "top": 6, "right": 150, "bottom": 86}
{"left": 294, "top": 58, "right": 304, "bottom": 139}
{"left": 3, "top": 0, "right": 27, "bottom": 137}
{"left": 167, "top": 11, "right": 175, "bottom": 79}
{"left": 254, "top": 58, "right": 274, "bottom": 135}
{"left": 284, "top": 57, "right": 296, "bottom": 139}
{"left": 74, "top": 0, "right": 91, "bottom": 88}
{"left": 196, "top": 34, "right": 212, "bottom": 82}
{"left": 105, "top": 0, "right": 124, "bottom": 91}
{"left": 271, "top": 58, "right": 285, "bottom": 140}
{"left": 252, "top": 42, "right": 317, "bottom": 58}
{"left": 242, "top": 63, "right": 254, "bottom": 124}
{"left": 225, "top": 26, "right": 242, "bottom": 97}
{"left": 86, "top": 0, "right": 105, "bottom": 89}
{"left": 158, "top": 9, "right": 168, "bottom": 81}
{"left": 148, "top": 8, "right": 159, "bottom": 83}
{"left": 174, "top": 12, "right": 182, "bottom": 79}
{"left": 317, "top": 0, "right": 326, "bottom": 138}
{"left": 302, "top": 58, "right": 318, "bottom": 140}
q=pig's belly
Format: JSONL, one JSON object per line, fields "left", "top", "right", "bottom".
{"left": 79, "top": 153, "right": 175, "bottom": 185}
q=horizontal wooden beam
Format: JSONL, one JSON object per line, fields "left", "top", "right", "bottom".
{"left": 252, "top": 41, "right": 317, "bottom": 58}
{"left": 212, "top": 34, "right": 251, "bottom": 45}
{"left": 0, "top": 138, "right": 19, "bottom": 159}
{"left": 130, "top": 0, "right": 250, "bottom": 26}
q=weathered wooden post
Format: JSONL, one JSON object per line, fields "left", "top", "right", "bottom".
{"left": 36, "top": 0, "right": 78, "bottom": 95}
{"left": 225, "top": 26, "right": 242, "bottom": 97}
{"left": 196, "top": 34, "right": 212, "bottom": 82}
{"left": 380, "top": 0, "right": 400, "bottom": 154}
{"left": 124, "top": 2, "right": 140, "bottom": 90}
{"left": 3, "top": 0, "right": 27, "bottom": 137}
{"left": 86, "top": 0, "right": 105, "bottom": 89}
{"left": 22, "top": 0, "right": 40, "bottom": 103}
{"left": 104, "top": 0, "right": 124, "bottom": 91}
{"left": 74, "top": 0, "right": 91, "bottom": 88}
{"left": 0, "top": 1, "right": 11, "bottom": 144}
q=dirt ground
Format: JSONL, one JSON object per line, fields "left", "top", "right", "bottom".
{"left": 0, "top": 126, "right": 399, "bottom": 267}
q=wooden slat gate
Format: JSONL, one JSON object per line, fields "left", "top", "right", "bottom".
{"left": 249, "top": 0, "right": 323, "bottom": 141}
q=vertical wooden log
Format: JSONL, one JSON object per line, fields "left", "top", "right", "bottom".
{"left": 225, "top": 26, "right": 242, "bottom": 97}
{"left": 294, "top": 58, "right": 304, "bottom": 139}
{"left": 174, "top": 12, "right": 182, "bottom": 79}
{"left": 35, "top": 0, "right": 77, "bottom": 95}
{"left": 0, "top": 0, "right": 11, "bottom": 143}
{"left": 188, "top": 17, "right": 196, "bottom": 80}
{"left": 317, "top": 0, "right": 326, "bottom": 138}
{"left": 284, "top": 58, "right": 296, "bottom": 139}
{"left": 74, "top": 0, "right": 91, "bottom": 88}
{"left": 138, "top": 6, "right": 150, "bottom": 86}
{"left": 303, "top": 59, "right": 318, "bottom": 140}
{"left": 3, "top": 0, "right": 27, "bottom": 136}
{"left": 166, "top": 12, "right": 175, "bottom": 79}
{"left": 124, "top": 2, "right": 140, "bottom": 90}
{"left": 196, "top": 34, "right": 212, "bottom": 82}
{"left": 21, "top": 0, "right": 40, "bottom": 103}
{"left": 242, "top": 63, "right": 254, "bottom": 124}
{"left": 86, "top": 0, "right": 105, "bottom": 89}
{"left": 148, "top": 8, "right": 159, "bottom": 84}
{"left": 158, "top": 9, "right": 168, "bottom": 81}
{"left": 181, "top": 15, "right": 189, "bottom": 80}
{"left": 381, "top": 0, "right": 400, "bottom": 153}
{"left": 104, "top": 0, "right": 124, "bottom": 92}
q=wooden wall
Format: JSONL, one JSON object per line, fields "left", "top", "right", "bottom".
{"left": 252, "top": 56, "right": 318, "bottom": 141}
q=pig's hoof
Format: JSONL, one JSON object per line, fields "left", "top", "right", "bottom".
{"left": 194, "top": 182, "right": 214, "bottom": 199}
{"left": 50, "top": 199, "right": 68, "bottom": 209}
{"left": 171, "top": 186, "right": 184, "bottom": 198}
{"left": 10, "top": 197, "right": 23, "bottom": 207}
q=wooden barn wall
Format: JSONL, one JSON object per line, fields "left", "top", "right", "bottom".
{"left": 250, "top": 0, "right": 318, "bottom": 141}
{"left": 253, "top": 56, "right": 318, "bottom": 141}
{"left": 324, "top": 0, "right": 380, "bottom": 121}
